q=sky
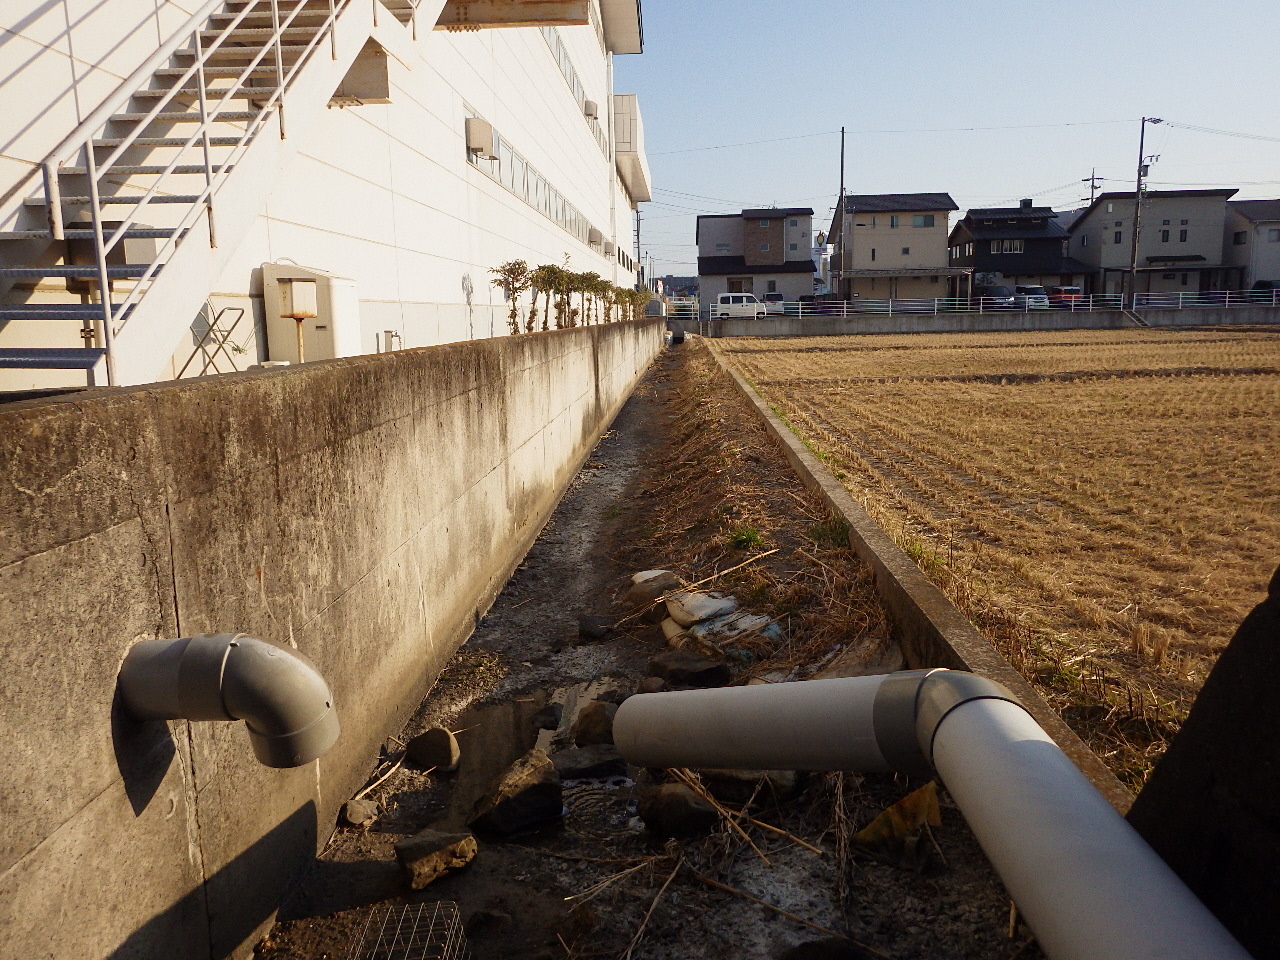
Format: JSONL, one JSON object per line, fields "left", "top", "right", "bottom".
{"left": 613, "top": 0, "right": 1280, "bottom": 276}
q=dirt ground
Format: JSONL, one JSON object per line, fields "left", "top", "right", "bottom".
{"left": 255, "top": 341, "right": 1039, "bottom": 960}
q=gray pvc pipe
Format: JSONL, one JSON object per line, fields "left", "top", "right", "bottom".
{"left": 613, "top": 670, "right": 1252, "bottom": 960}
{"left": 119, "top": 633, "right": 340, "bottom": 768}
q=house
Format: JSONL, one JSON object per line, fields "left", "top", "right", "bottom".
{"left": 1066, "top": 189, "right": 1242, "bottom": 295}
{"left": 1225, "top": 199, "right": 1280, "bottom": 288}
{"left": 696, "top": 207, "right": 818, "bottom": 303}
{"left": 948, "top": 199, "right": 1090, "bottom": 291}
{"left": 0, "top": 0, "right": 649, "bottom": 391}
{"left": 828, "top": 193, "right": 964, "bottom": 300}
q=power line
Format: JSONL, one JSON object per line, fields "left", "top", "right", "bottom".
{"left": 1163, "top": 121, "right": 1280, "bottom": 144}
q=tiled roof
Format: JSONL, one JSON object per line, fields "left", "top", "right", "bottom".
{"left": 741, "top": 207, "right": 814, "bottom": 218}
{"left": 843, "top": 193, "right": 958, "bottom": 213}
{"left": 964, "top": 219, "right": 1069, "bottom": 241}
{"left": 965, "top": 206, "right": 1058, "bottom": 220}
{"left": 1229, "top": 199, "right": 1280, "bottom": 222}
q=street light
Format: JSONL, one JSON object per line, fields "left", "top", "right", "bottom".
{"left": 1126, "top": 117, "right": 1163, "bottom": 310}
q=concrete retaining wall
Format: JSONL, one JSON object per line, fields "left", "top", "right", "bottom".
{"left": 0, "top": 318, "right": 663, "bottom": 960}
{"left": 703, "top": 341, "right": 1131, "bottom": 813}
{"left": 703, "top": 305, "right": 1280, "bottom": 338}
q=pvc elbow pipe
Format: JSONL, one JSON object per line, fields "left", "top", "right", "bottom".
{"left": 614, "top": 670, "right": 1252, "bottom": 960}
{"left": 119, "top": 633, "right": 340, "bottom": 768}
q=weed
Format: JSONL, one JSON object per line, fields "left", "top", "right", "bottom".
{"left": 727, "top": 525, "right": 764, "bottom": 549}
{"left": 809, "top": 518, "right": 851, "bottom": 549}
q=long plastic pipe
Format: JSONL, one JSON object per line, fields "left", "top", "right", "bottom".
{"left": 613, "top": 670, "right": 1252, "bottom": 960}
{"left": 119, "top": 633, "right": 339, "bottom": 768}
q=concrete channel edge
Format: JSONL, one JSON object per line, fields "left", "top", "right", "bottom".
{"left": 702, "top": 339, "right": 1132, "bottom": 812}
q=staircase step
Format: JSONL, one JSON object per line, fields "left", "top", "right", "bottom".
{"left": 0, "top": 305, "right": 125, "bottom": 320}
{"left": 200, "top": 27, "right": 320, "bottom": 39}
{"left": 131, "top": 88, "right": 259, "bottom": 99}
{"left": 57, "top": 164, "right": 235, "bottom": 175}
{"left": 154, "top": 66, "right": 281, "bottom": 77}
{"left": 110, "top": 111, "right": 260, "bottom": 122}
{"left": 93, "top": 136, "right": 242, "bottom": 147}
{"left": 0, "top": 266, "right": 151, "bottom": 279}
{"left": 25, "top": 195, "right": 202, "bottom": 207}
{"left": 0, "top": 347, "right": 107, "bottom": 370}
{"left": 0, "top": 228, "right": 184, "bottom": 241}
{"left": 175, "top": 45, "right": 311, "bottom": 58}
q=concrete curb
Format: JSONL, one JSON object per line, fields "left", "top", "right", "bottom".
{"left": 702, "top": 338, "right": 1132, "bottom": 812}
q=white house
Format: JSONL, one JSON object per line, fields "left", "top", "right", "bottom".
{"left": 696, "top": 207, "right": 817, "bottom": 305}
{"left": 1226, "top": 199, "right": 1280, "bottom": 288}
{"left": 0, "top": 0, "right": 650, "bottom": 391}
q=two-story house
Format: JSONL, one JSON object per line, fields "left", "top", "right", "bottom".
{"left": 828, "top": 193, "right": 963, "bottom": 300}
{"left": 1066, "top": 189, "right": 1241, "bottom": 295}
{"left": 948, "top": 200, "right": 1090, "bottom": 290}
{"left": 1225, "top": 199, "right": 1280, "bottom": 288}
{"left": 696, "top": 208, "right": 818, "bottom": 302}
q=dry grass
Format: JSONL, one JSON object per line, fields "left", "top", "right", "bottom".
{"left": 721, "top": 328, "right": 1280, "bottom": 788}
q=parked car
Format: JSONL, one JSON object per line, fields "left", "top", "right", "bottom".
{"left": 762, "top": 292, "right": 787, "bottom": 315}
{"left": 1013, "top": 285, "right": 1051, "bottom": 310}
{"left": 1248, "top": 280, "right": 1280, "bottom": 304}
{"left": 971, "top": 284, "right": 1016, "bottom": 309}
{"left": 1047, "top": 285, "right": 1084, "bottom": 308}
{"left": 713, "top": 293, "right": 766, "bottom": 319}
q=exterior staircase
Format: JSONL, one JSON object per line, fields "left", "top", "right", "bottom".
{"left": 0, "top": 0, "right": 372, "bottom": 389}
{"left": 1121, "top": 308, "right": 1150, "bottom": 327}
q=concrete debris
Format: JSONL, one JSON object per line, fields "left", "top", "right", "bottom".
{"left": 393, "top": 827, "right": 478, "bottom": 889}
{"left": 341, "top": 798, "right": 379, "bottom": 827}
{"left": 571, "top": 699, "right": 618, "bottom": 746}
{"left": 550, "top": 744, "right": 629, "bottom": 781}
{"left": 468, "top": 748, "right": 563, "bottom": 838}
{"left": 577, "top": 614, "right": 616, "bottom": 642}
{"left": 700, "top": 768, "right": 799, "bottom": 805}
{"left": 531, "top": 702, "right": 563, "bottom": 731}
{"left": 406, "top": 727, "right": 461, "bottom": 772}
{"left": 687, "top": 610, "right": 781, "bottom": 644}
{"left": 636, "top": 783, "right": 719, "bottom": 837}
{"left": 666, "top": 591, "right": 739, "bottom": 627}
{"left": 660, "top": 617, "right": 687, "bottom": 646}
{"left": 646, "top": 649, "right": 732, "bottom": 688}
{"left": 635, "top": 676, "right": 666, "bottom": 695}
{"left": 625, "top": 570, "right": 683, "bottom": 615}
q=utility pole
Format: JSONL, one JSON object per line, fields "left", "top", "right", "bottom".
{"left": 834, "top": 126, "right": 846, "bottom": 298}
{"left": 634, "top": 209, "right": 642, "bottom": 288}
{"left": 1126, "top": 117, "right": 1162, "bottom": 308}
{"left": 1081, "top": 167, "right": 1102, "bottom": 205}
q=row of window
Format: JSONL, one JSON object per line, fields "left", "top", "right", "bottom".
{"left": 867, "top": 247, "right": 913, "bottom": 261}
{"left": 757, "top": 218, "right": 804, "bottom": 228}
{"left": 852, "top": 214, "right": 936, "bottom": 228}
{"left": 1234, "top": 229, "right": 1280, "bottom": 244}
{"left": 467, "top": 119, "right": 601, "bottom": 250}
{"left": 715, "top": 242, "right": 803, "bottom": 253}
{"left": 541, "top": 27, "right": 610, "bottom": 158}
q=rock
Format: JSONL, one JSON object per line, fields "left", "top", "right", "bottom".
{"left": 645, "top": 650, "right": 732, "bottom": 688}
{"left": 637, "top": 783, "right": 719, "bottom": 837}
{"left": 700, "top": 769, "right": 799, "bottom": 805}
{"left": 531, "top": 702, "right": 563, "bottom": 731}
{"left": 596, "top": 687, "right": 632, "bottom": 706}
{"left": 468, "top": 748, "right": 563, "bottom": 838}
{"left": 570, "top": 700, "right": 618, "bottom": 746}
{"left": 625, "top": 570, "right": 683, "bottom": 619}
{"left": 776, "top": 938, "right": 877, "bottom": 960}
{"left": 660, "top": 617, "right": 687, "bottom": 647}
{"left": 342, "top": 798, "right": 379, "bottom": 826}
{"left": 406, "top": 727, "right": 460, "bottom": 772}
{"left": 666, "top": 591, "right": 738, "bottom": 627}
{"left": 551, "top": 744, "right": 628, "bottom": 780}
{"left": 577, "top": 614, "right": 616, "bottom": 642}
{"left": 393, "top": 828, "right": 477, "bottom": 889}
{"left": 636, "top": 676, "right": 666, "bottom": 695}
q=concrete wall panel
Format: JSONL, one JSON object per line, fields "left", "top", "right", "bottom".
{"left": 0, "top": 318, "right": 662, "bottom": 959}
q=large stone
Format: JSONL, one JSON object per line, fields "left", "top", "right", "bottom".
{"left": 625, "top": 571, "right": 684, "bottom": 622}
{"left": 645, "top": 650, "right": 732, "bottom": 688}
{"left": 341, "top": 798, "right": 379, "bottom": 827}
{"left": 635, "top": 676, "right": 666, "bottom": 695}
{"left": 637, "top": 784, "right": 719, "bottom": 838}
{"left": 468, "top": 748, "right": 563, "bottom": 838}
{"left": 550, "top": 744, "right": 628, "bottom": 781}
{"left": 701, "top": 769, "right": 799, "bottom": 806}
{"left": 393, "top": 828, "right": 477, "bottom": 889}
{"left": 1126, "top": 565, "right": 1280, "bottom": 959}
{"left": 666, "top": 591, "right": 738, "bottom": 628}
{"left": 570, "top": 700, "right": 618, "bottom": 746}
{"left": 406, "top": 727, "right": 461, "bottom": 772}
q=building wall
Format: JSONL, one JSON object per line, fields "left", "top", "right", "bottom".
{"left": 1070, "top": 195, "right": 1232, "bottom": 272}
{"left": 1227, "top": 211, "right": 1280, "bottom": 286}
{"left": 844, "top": 209, "right": 951, "bottom": 271}
{"left": 782, "top": 215, "right": 813, "bottom": 262}
{"left": 743, "top": 217, "right": 785, "bottom": 267}
{"left": 696, "top": 216, "right": 742, "bottom": 256}
{"left": 0, "top": 318, "right": 663, "bottom": 960}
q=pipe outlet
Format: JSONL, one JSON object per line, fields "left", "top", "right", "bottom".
{"left": 119, "top": 633, "right": 340, "bottom": 768}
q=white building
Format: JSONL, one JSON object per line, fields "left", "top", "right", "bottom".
{"left": 1226, "top": 199, "right": 1280, "bottom": 288}
{"left": 0, "top": 0, "right": 650, "bottom": 390}
{"left": 696, "top": 207, "right": 817, "bottom": 305}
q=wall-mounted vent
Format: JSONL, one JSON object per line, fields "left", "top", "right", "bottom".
{"left": 583, "top": 99, "right": 598, "bottom": 119}
{"left": 465, "top": 118, "right": 497, "bottom": 159}
{"left": 603, "top": 241, "right": 616, "bottom": 255}
{"left": 588, "top": 227, "right": 603, "bottom": 245}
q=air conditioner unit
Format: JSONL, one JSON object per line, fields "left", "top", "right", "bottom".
{"left": 603, "top": 241, "right": 616, "bottom": 255}
{"left": 583, "top": 99, "right": 598, "bottom": 119}
{"left": 588, "top": 227, "right": 603, "bottom": 245}
{"left": 465, "top": 117, "right": 497, "bottom": 159}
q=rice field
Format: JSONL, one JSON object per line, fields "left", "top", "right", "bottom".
{"left": 720, "top": 327, "right": 1280, "bottom": 786}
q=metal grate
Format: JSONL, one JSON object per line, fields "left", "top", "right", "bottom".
{"left": 346, "top": 902, "right": 468, "bottom": 960}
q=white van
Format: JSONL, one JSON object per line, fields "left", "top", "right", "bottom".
{"left": 713, "top": 293, "right": 767, "bottom": 319}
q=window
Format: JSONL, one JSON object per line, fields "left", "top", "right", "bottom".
{"left": 889, "top": 215, "right": 899, "bottom": 228}
{"left": 759, "top": 220, "right": 769, "bottom": 227}
{"left": 1115, "top": 221, "right": 1122, "bottom": 227}
{"left": 1162, "top": 273, "right": 1176, "bottom": 280}
{"left": 1180, "top": 219, "right": 1189, "bottom": 225}
{"left": 992, "top": 239, "right": 1023, "bottom": 254}
{"left": 991, "top": 240, "right": 1001, "bottom": 254}
{"left": 789, "top": 243, "right": 798, "bottom": 251}
{"left": 1082, "top": 235, "right": 1089, "bottom": 247}
{"left": 871, "top": 248, "right": 877, "bottom": 261}
{"left": 1106, "top": 203, "right": 1114, "bottom": 212}
{"left": 1233, "top": 231, "right": 1248, "bottom": 245}
{"left": 1114, "top": 231, "right": 1123, "bottom": 244}
{"left": 1160, "top": 230, "right": 1169, "bottom": 242}
{"left": 901, "top": 247, "right": 910, "bottom": 255}
{"left": 1268, "top": 229, "right": 1280, "bottom": 242}
{"left": 715, "top": 242, "right": 730, "bottom": 254}
{"left": 1162, "top": 219, "right": 1170, "bottom": 226}
{"left": 788, "top": 219, "right": 798, "bottom": 227}
{"left": 767, "top": 280, "right": 777, "bottom": 292}
{"left": 965, "top": 242, "right": 973, "bottom": 256}
{"left": 912, "top": 214, "right": 935, "bottom": 227}
{"left": 1179, "top": 229, "right": 1188, "bottom": 242}
{"left": 1180, "top": 273, "right": 1190, "bottom": 286}
{"left": 759, "top": 243, "right": 770, "bottom": 251}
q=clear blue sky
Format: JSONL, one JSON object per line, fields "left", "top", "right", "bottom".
{"left": 614, "top": 0, "right": 1280, "bottom": 275}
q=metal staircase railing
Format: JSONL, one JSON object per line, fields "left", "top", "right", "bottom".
{"left": 0, "top": 0, "right": 356, "bottom": 386}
